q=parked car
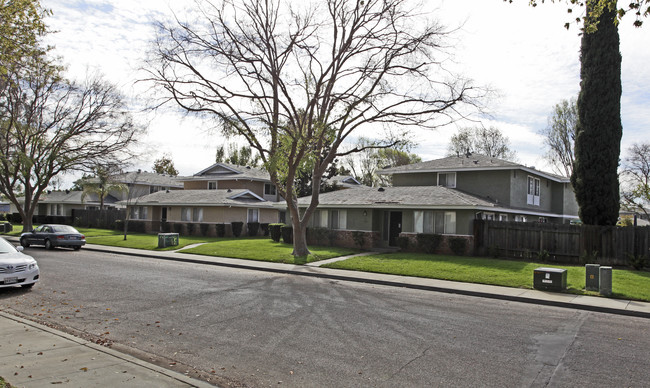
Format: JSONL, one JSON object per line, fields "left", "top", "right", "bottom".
{"left": 0, "top": 237, "right": 39, "bottom": 288}
{"left": 20, "top": 224, "right": 86, "bottom": 250}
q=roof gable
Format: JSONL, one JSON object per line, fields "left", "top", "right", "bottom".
{"left": 194, "top": 163, "right": 242, "bottom": 176}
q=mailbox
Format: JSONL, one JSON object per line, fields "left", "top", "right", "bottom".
{"left": 533, "top": 267, "right": 567, "bottom": 291}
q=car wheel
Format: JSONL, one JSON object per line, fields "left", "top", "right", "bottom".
{"left": 22, "top": 283, "right": 35, "bottom": 289}
{"left": 73, "top": 246, "right": 81, "bottom": 251}
{"left": 20, "top": 237, "right": 30, "bottom": 248}
{"left": 45, "top": 239, "right": 54, "bottom": 250}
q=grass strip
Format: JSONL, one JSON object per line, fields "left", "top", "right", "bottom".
{"left": 181, "top": 238, "right": 359, "bottom": 264}
{"left": 322, "top": 253, "right": 650, "bottom": 302}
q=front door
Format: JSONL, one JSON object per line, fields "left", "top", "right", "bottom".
{"left": 388, "top": 211, "right": 402, "bottom": 247}
{"left": 161, "top": 207, "right": 167, "bottom": 222}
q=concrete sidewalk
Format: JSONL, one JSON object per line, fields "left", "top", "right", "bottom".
{"left": 0, "top": 312, "right": 215, "bottom": 388}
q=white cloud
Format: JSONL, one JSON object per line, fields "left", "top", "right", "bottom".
{"left": 41, "top": 0, "right": 650, "bottom": 188}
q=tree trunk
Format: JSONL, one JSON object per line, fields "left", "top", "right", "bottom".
{"left": 287, "top": 197, "right": 310, "bottom": 257}
{"left": 291, "top": 221, "right": 310, "bottom": 257}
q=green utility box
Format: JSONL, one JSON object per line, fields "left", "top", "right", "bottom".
{"left": 157, "top": 233, "right": 179, "bottom": 248}
{"left": 0, "top": 223, "right": 13, "bottom": 233}
{"left": 533, "top": 267, "right": 567, "bottom": 292}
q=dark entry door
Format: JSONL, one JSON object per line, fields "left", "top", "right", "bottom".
{"left": 161, "top": 207, "right": 167, "bottom": 222}
{"left": 388, "top": 211, "right": 402, "bottom": 247}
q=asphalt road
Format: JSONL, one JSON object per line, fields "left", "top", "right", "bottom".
{"left": 1, "top": 247, "right": 648, "bottom": 387}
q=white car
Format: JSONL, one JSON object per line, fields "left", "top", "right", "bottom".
{"left": 0, "top": 237, "right": 40, "bottom": 289}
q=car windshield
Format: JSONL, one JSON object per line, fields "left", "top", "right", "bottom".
{"left": 51, "top": 225, "right": 79, "bottom": 233}
{"left": 0, "top": 238, "right": 17, "bottom": 254}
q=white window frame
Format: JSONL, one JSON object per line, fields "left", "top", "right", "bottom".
{"left": 415, "top": 210, "right": 455, "bottom": 235}
{"left": 515, "top": 215, "right": 527, "bottom": 222}
{"left": 264, "top": 183, "right": 276, "bottom": 196}
{"left": 192, "top": 208, "right": 203, "bottom": 222}
{"left": 438, "top": 172, "right": 457, "bottom": 188}
{"left": 527, "top": 176, "right": 540, "bottom": 206}
{"left": 498, "top": 214, "right": 509, "bottom": 222}
{"left": 247, "top": 208, "right": 259, "bottom": 223}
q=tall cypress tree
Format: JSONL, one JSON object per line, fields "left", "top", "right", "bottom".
{"left": 571, "top": 3, "right": 622, "bottom": 225}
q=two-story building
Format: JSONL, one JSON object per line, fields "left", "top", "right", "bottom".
{"left": 123, "top": 163, "right": 280, "bottom": 235}
{"left": 298, "top": 154, "right": 579, "bottom": 249}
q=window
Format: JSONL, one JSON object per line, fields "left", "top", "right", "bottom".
{"left": 181, "top": 207, "right": 191, "bottom": 221}
{"left": 329, "top": 210, "right": 346, "bottom": 229}
{"left": 49, "top": 204, "right": 61, "bottom": 216}
{"left": 515, "top": 215, "right": 527, "bottom": 222}
{"left": 181, "top": 207, "right": 202, "bottom": 222}
{"left": 130, "top": 206, "right": 148, "bottom": 220}
{"left": 414, "top": 210, "right": 456, "bottom": 234}
{"left": 330, "top": 210, "right": 339, "bottom": 229}
{"left": 264, "top": 183, "right": 276, "bottom": 195}
{"left": 208, "top": 181, "right": 217, "bottom": 190}
{"left": 438, "top": 172, "right": 456, "bottom": 188}
{"left": 150, "top": 186, "right": 163, "bottom": 194}
{"left": 247, "top": 208, "right": 259, "bottom": 223}
{"left": 527, "top": 176, "right": 540, "bottom": 206}
{"left": 498, "top": 214, "right": 509, "bottom": 222}
{"left": 193, "top": 208, "right": 203, "bottom": 222}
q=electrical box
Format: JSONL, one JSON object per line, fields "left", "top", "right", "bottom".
{"left": 158, "top": 233, "right": 179, "bottom": 248}
{"left": 533, "top": 267, "right": 567, "bottom": 292}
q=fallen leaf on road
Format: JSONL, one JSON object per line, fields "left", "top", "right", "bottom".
{"left": 80, "top": 367, "right": 88, "bottom": 372}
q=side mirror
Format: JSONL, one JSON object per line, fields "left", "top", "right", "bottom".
{"left": 16, "top": 246, "right": 24, "bottom": 253}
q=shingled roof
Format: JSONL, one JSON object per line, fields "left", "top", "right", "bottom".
{"left": 379, "top": 154, "right": 568, "bottom": 182}
{"left": 36, "top": 190, "right": 119, "bottom": 205}
{"left": 122, "top": 189, "right": 275, "bottom": 208}
{"left": 178, "top": 163, "right": 271, "bottom": 182}
{"left": 298, "top": 186, "right": 496, "bottom": 209}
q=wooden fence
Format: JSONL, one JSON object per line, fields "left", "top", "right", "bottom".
{"left": 473, "top": 220, "right": 650, "bottom": 266}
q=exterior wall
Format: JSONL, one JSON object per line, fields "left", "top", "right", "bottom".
{"left": 346, "top": 208, "right": 373, "bottom": 231}
{"left": 563, "top": 183, "right": 579, "bottom": 217}
{"left": 509, "top": 171, "right": 553, "bottom": 212}
{"left": 218, "top": 180, "right": 265, "bottom": 197}
{"left": 183, "top": 181, "right": 207, "bottom": 190}
{"left": 456, "top": 210, "right": 476, "bottom": 235}
{"left": 401, "top": 211, "right": 415, "bottom": 233}
{"left": 392, "top": 173, "right": 437, "bottom": 186}
{"left": 456, "top": 170, "right": 511, "bottom": 206}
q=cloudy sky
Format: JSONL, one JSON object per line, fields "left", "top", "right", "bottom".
{"left": 41, "top": 0, "right": 650, "bottom": 186}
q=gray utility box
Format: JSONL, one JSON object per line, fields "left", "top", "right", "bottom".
{"left": 158, "top": 233, "right": 179, "bottom": 248}
{"left": 585, "top": 264, "right": 600, "bottom": 291}
{"left": 533, "top": 267, "right": 567, "bottom": 291}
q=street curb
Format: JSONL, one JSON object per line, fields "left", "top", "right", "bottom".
{"left": 0, "top": 310, "right": 216, "bottom": 388}
{"left": 82, "top": 244, "right": 650, "bottom": 320}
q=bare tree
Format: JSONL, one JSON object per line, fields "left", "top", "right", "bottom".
{"left": 146, "top": 0, "right": 483, "bottom": 256}
{"left": 345, "top": 137, "right": 421, "bottom": 187}
{"left": 0, "top": 56, "right": 141, "bottom": 231}
{"left": 621, "top": 143, "right": 650, "bottom": 219}
{"left": 447, "top": 126, "right": 517, "bottom": 161}
{"left": 539, "top": 98, "right": 577, "bottom": 177}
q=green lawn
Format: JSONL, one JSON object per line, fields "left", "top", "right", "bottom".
{"left": 80, "top": 228, "right": 359, "bottom": 263}
{"left": 182, "top": 239, "right": 359, "bottom": 264}
{"left": 322, "top": 253, "right": 650, "bottom": 302}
